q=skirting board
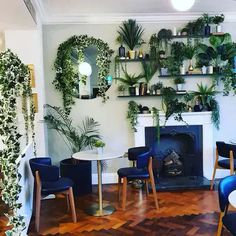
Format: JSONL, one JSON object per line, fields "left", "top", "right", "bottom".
{"left": 92, "top": 173, "right": 118, "bottom": 185}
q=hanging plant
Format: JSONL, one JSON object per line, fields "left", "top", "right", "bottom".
{"left": 127, "top": 101, "right": 140, "bottom": 132}
{"left": 0, "top": 49, "right": 36, "bottom": 235}
{"left": 53, "top": 35, "right": 114, "bottom": 114}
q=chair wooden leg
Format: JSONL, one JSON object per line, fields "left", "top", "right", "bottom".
{"left": 216, "top": 212, "right": 224, "bottom": 236}
{"left": 68, "top": 187, "right": 77, "bottom": 223}
{"left": 66, "top": 194, "right": 70, "bottom": 212}
{"left": 230, "top": 152, "right": 234, "bottom": 175}
{"left": 118, "top": 176, "right": 121, "bottom": 201}
{"left": 122, "top": 177, "right": 127, "bottom": 210}
{"left": 35, "top": 187, "right": 41, "bottom": 233}
{"left": 210, "top": 161, "right": 218, "bottom": 191}
{"left": 145, "top": 180, "right": 149, "bottom": 196}
{"left": 150, "top": 175, "right": 159, "bottom": 210}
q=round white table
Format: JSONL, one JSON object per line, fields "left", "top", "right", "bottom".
{"left": 229, "top": 190, "right": 236, "bottom": 208}
{"left": 72, "top": 150, "right": 123, "bottom": 216}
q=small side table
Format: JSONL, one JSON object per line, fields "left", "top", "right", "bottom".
{"left": 72, "top": 150, "right": 123, "bottom": 216}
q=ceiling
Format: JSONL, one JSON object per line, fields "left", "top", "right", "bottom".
{"left": 35, "top": 0, "right": 236, "bottom": 24}
{"left": 0, "top": 0, "right": 36, "bottom": 30}
{"left": 1, "top": 0, "right": 236, "bottom": 30}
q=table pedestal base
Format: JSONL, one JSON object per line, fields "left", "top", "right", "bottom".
{"left": 85, "top": 203, "right": 116, "bottom": 216}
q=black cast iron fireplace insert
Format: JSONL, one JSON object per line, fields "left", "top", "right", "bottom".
{"left": 145, "top": 125, "right": 210, "bottom": 191}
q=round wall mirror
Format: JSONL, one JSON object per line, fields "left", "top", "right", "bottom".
{"left": 72, "top": 46, "right": 111, "bottom": 99}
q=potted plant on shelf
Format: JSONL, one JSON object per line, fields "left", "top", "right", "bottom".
{"left": 202, "top": 13, "right": 213, "bottom": 36}
{"left": 213, "top": 14, "right": 225, "bottom": 33}
{"left": 157, "top": 28, "right": 172, "bottom": 52}
{"left": 117, "top": 84, "right": 126, "bottom": 95}
{"left": 153, "top": 82, "right": 163, "bottom": 95}
{"left": 174, "top": 76, "right": 185, "bottom": 91}
{"left": 117, "top": 19, "right": 145, "bottom": 59}
{"left": 115, "top": 69, "right": 143, "bottom": 96}
{"left": 171, "top": 42, "right": 186, "bottom": 74}
{"left": 44, "top": 104, "right": 101, "bottom": 196}
{"left": 184, "top": 44, "right": 196, "bottom": 72}
{"left": 159, "top": 58, "right": 168, "bottom": 76}
{"left": 191, "top": 83, "right": 220, "bottom": 129}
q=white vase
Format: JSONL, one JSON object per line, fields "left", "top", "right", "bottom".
{"left": 176, "top": 84, "right": 183, "bottom": 91}
{"left": 208, "top": 65, "right": 213, "bottom": 74}
{"left": 201, "top": 66, "right": 207, "bottom": 74}
{"left": 216, "top": 25, "right": 222, "bottom": 33}
{"left": 180, "top": 65, "right": 185, "bottom": 75}
{"left": 97, "top": 147, "right": 103, "bottom": 155}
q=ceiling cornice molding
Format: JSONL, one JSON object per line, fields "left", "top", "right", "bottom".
{"left": 31, "top": 0, "right": 46, "bottom": 21}
{"left": 41, "top": 12, "right": 236, "bottom": 25}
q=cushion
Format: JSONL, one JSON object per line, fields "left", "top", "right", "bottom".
{"left": 117, "top": 167, "right": 149, "bottom": 179}
{"left": 218, "top": 159, "right": 236, "bottom": 169}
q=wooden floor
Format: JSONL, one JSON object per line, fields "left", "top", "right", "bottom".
{"left": 0, "top": 184, "right": 233, "bottom": 235}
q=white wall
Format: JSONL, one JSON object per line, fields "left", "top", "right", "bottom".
{"left": 42, "top": 21, "right": 236, "bottom": 176}
{"left": 5, "top": 28, "right": 48, "bottom": 156}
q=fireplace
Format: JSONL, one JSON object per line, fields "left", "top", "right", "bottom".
{"left": 146, "top": 125, "right": 203, "bottom": 177}
{"left": 134, "top": 112, "right": 218, "bottom": 190}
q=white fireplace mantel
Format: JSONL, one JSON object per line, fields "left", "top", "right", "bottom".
{"left": 134, "top": 112, "right": 214, "bottom": 180}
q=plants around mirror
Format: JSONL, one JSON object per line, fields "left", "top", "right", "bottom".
{"left": 0, "top": 49, "right": 36, "bottom": 235}
{"left": 54, "top": 35, "right": 114, "bottom": 114}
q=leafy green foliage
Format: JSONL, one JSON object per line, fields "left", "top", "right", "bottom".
{"left": 117, "top": 19, "right": 145, "bottom": 50}
{"left": 161, "top": 87, "right": 187, "bottom": 124}
{"left": 44, "top": 104, "right": 100, "bottom": 153}
{"left": 213, "top": 14, "right": 225, "bottom": 25}
{"left": 184, "top": 45, "right": 196, "bottom": 60}
{"left": 141, "top": 61, "right": 158, "bottom": 84}
{"left": 171, "top": 42, "right": 185, "bottom": 66}
{"left": 54, "top": 35, "right": 114, "bottom": 114}
{"left": 174, "top": 76, "right": 185, "bottom": 84}
{"left": 0, "top": 49, "right": 35, "bottom": 234}
{"left": 127, "top": 101, "right": 140, "bottom": 132}
{"left": 115, "top": 68, "right": 143, "bottom": 87}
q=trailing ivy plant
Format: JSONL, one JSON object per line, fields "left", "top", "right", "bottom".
{"left": 53, "top": 35, "right": 114, "bottom": 114}
{"left": 127, "top": 101, "right": 140, "bottom": 132}
{"left": 151, "top": 107, "right": 160, "bottom": 142}
{"left": 0, "top": 49, "right": 36, "bottom": 235}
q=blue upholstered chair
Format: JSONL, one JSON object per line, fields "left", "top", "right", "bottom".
{"left": 217, "top": 175, "right": 236, "bottom": 236}
{"left": 117, "top": 151, "right": 159, "bottom": 210}
{"left": 210, "top": 142, "right": 236, "bottom": 190}
{"left": 29, "top": 157, "right": 77, "bottom": 232}
{"left": 128, "top": 146, "right": 150, "bottom": 167}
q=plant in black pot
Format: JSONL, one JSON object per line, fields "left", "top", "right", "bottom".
{"left": 44, "top": 104, "right": 101, "bottom": 196}
{"left": 202, "top": 13, "right": 213, "bottom": 36}
{"left": 117, "top": 19, "right": 145, "bottom": 59}
{"left": 115, "top": 69, "right": 143, "bottom": 96}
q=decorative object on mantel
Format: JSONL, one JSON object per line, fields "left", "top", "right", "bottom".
{"left": 117, "top": 19, "right": 145, "bottom": 60}
{"left": 53, "top": 35, "right": 114, "bottom": 114}
{"left": 0, "top": 49, "right": 36, "bottom": 235}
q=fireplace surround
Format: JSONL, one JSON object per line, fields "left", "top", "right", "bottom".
{"left": 135, "top": 112, "right": 214, "bottom": 179}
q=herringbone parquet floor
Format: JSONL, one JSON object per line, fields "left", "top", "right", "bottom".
{"left": 0, "top": 184, "right": 233, "bottom": 235}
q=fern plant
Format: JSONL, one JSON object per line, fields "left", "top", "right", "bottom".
{"left": 44, "top": 104, "right": 100, "bottom": 153}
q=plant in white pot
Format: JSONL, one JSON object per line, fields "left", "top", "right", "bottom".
{"left": 117, "top": 19, "right": 145, "bottom": 59}
{"left": 174, "top": 76, "right": 185, "bottom": 91}
{"left": 213, "top": 14, "right": 224, "bottom": 33}
{"left": 93, "top": 140, "right": 105, "bottom": 155}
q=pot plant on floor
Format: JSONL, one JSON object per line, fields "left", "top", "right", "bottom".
{"left": 117, "top": 19, "right": 145, "bottom": 59}
{"left": 174, "top": 76, "right": 185, "bottom": 91}
{"left": 115, "top": 68, "right": 143, "bottom": 96}
{"left": 44, "top": 104, "right": 101, "bottom": 196}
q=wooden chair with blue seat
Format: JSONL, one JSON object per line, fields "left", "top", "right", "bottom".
{"left": 29, "top": 157, "right": 77, "bottom": 233}
{"left": 210, "top": 142, "right": 236, "bottom": 191}
{"left": 117, "top": 150, "right": 159, "bottom": 210}
{"left": 217, "top": 175, "right": 236, "bottom": 236}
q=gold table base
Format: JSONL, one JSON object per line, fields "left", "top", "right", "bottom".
{"left": 85, "top": 203, "right": 116, "bottom": 216}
